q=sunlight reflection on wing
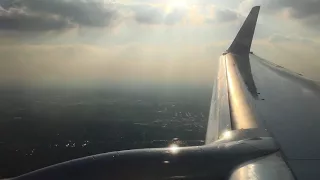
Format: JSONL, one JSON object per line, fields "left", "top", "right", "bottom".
{"left": 221, "top": 130, "right": 232, "bottom": 139}
{"left": 169, "top": 144, "right": 180, "bottom": 154}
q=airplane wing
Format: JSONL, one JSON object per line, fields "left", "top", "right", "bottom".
{"left": 9, "top": 6, "right": 319, "bottom": 180}
{"left": 206, "top": 6, "right": 320, "bottom": 180}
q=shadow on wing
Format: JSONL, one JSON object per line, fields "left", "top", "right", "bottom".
{"left": 234, "top": 54, "right": 259, "bottom": 99}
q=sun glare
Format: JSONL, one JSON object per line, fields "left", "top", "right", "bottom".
{"left": 170, "top": 0, "right": 188, "bottom": 8}
{"left": 167, "top": 0, "right": 189, "bottom": 10}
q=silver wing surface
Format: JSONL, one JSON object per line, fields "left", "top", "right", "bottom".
{"left": 206, "top": 6, "right": 320, "bottom": 180}
{"left": 244, "top": 54, "right": 320, "bottom": 180}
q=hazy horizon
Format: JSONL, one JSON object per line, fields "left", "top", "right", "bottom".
{"left": 0, "top": 0, "right": 320, "bottom": 88}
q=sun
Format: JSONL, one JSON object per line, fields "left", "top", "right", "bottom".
{"left": 169, "top": 0, "right": 188, "bottom": 8}
{"left": 167, "top": 0, "right": 189, "bottom": 10}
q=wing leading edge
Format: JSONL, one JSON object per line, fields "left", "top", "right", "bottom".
{"left": 206, "top": 6, "right": 261, "bottom": 144}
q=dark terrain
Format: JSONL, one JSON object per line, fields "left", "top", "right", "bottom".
{"left": 0, "top": 84, "right": 212, "bottom": 178}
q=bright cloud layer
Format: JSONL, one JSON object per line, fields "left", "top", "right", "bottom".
{"left": 0, "top": 0, "right": 320, "bottom": 86}
{"left": 0, "top": 0, "right": 242, "bottom": 32}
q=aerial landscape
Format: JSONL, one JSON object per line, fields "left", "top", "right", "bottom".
{"left": 0, "top": 84, "right": 212, "bottom": 178}
{"left": 1, "top": 0, "right": 320, "bottom": 179}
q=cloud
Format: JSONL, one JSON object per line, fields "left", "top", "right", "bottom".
{"left": 0, "top": 6, "right": 72, "bottom": 31}
{"left": 214, "top": 8, "right": 239, "bottom": 22}
{"left": 129, "top": 4, "right": 164, "bottom": 24}
{"left": 0, "top": 0, "right": 247, "bottom": 32}
{"left": 0, "top": 0, "right": 119, "bottom": 31}
{"left": 206, "top": 6, "right": 239, "bottom": 24}
{"left": 21, "top": 0, "right": 118, "bottom": 27}
{"left": 269, "top": 34, "right": 317, "bottom": 45}
{"left": 165, "top": 8, "right": 187, "bottom": 25}
{"left": 240, "top": 0, "right": 320, "bottom": 29}
{"left": 130, "top": 4, "right": 243, "bottom": 26}
{"left": 128, "top": 4, "right": 189, "bottom": 25}
{"left": 0, "top": 0, "right": 191, "bottom": 32}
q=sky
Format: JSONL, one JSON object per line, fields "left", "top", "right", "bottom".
{"left": 0, "top": 0, "right": 320, "bottom": 87}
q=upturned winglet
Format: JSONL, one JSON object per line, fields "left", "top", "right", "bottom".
{"left": 227, "top": 6, "right": 260, "bottom": 55}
